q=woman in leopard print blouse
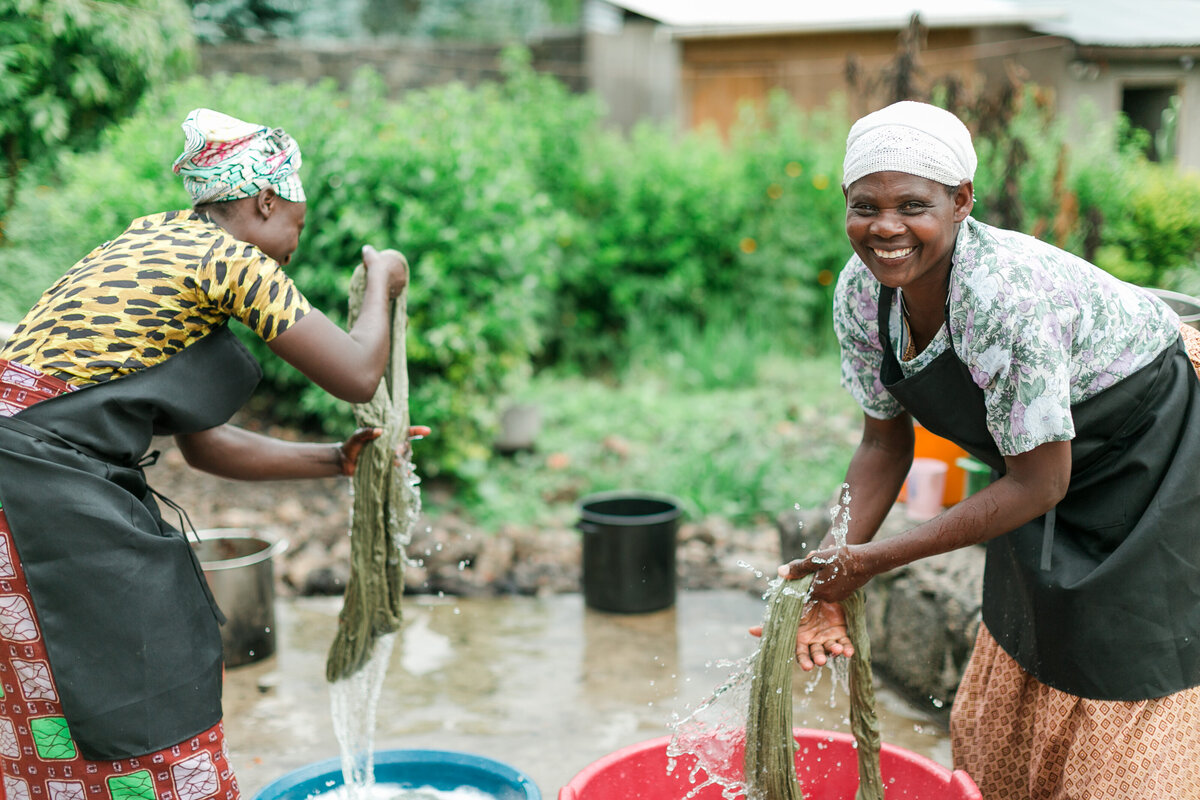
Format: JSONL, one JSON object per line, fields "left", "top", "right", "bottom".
{"left": 0, "top": 109, "right": 422, "bottom": 799}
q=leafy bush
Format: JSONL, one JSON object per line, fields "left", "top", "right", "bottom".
{"left": 534, "top": 89, "right": 851, "bottom": 373}
{"left": 1090, "top": 165, "right": 1200, "bottom": 287}
{"left": 0, "top": 0, "right": 194, "bottom": 219}
{"left": 968, "top": 89, "right": 1200, "bottom": 290}
{"left": 6, "top": 63, "right": 1200, "bottom": 512}
{"left": 0, "top": 69, "right": 572, "bottom": 483}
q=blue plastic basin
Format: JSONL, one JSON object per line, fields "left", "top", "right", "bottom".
{"left": 252, "top": 750, "right": 541, "bottom": 800}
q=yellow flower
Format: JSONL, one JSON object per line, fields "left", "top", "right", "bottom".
{"left": 812, "top": 175, "right": 830, "bottom": 191}
{"left": 817, "top": 269, "right": 834, "bottom": 286}
{"left": 766, "top": 183, "right": 783, "bottom": 200}
{"left": 740, "top": 237, "right": 758, "bottom": 254}
{"left": 785, "top": 161, "right": 803, "bottom": 178}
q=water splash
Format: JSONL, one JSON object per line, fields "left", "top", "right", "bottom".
{"left": 666, "top": 488, "right": 856, "bottom": 798}
{"left": 829, "top": 484, "right": 852, "bottom": 549}
{"left": 666, "top": 655, "right": 756, "bottom": 800}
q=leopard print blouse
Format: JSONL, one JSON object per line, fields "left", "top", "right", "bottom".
{"left": 0, "top": 210, "right": 311, "bottom": 385}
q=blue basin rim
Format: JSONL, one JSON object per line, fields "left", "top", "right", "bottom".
{"left": 251, "top": 749, "right": 541, "bottom": 800}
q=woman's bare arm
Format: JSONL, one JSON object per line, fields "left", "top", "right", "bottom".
{"left": 175, "top": 425, "right": 379, "bottom": 480}
{"left": 784, "top": 438, "right": 1071, "bottom": 602}
{"left": 267, "top": 245, "right": 407, "bottom": 403}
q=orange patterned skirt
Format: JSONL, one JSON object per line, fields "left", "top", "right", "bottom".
{"left": 1180, "top": 323, "right": 1200, "bottom": 378}
{"left": 951, "top": 623, "right": 1200, "bottom": 800}
{"left": 0, "top": 361, "right": 240, "bottom": 800}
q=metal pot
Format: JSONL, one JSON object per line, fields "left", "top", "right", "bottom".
{"left": 1147, "top": 287, "right": 1200, "bottom": 331}
{"left": 192, "top": 528, "right": 288, "bottom": 668}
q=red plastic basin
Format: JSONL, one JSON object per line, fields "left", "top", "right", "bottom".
{"left": 559, "top": 729, "right": 980, "bottom": 800}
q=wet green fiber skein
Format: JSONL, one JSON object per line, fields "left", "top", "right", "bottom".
{"left": 325, "top": 267, "right": 416, "bottom": 683}
{"left": 744, "top": 576, "right": 884, "bottom": 800}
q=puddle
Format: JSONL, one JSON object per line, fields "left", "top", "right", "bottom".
{"left": 223, "top": 591, "right": 951, "bottom": 798}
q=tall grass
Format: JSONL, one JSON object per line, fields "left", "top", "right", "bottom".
{"left": 440, "top": 329, "right": 860, "bottom": 529}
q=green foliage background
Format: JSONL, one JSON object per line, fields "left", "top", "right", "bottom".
{"left": 2, "top": 59, "right": 1200, "bottom": 519}
{"left": 0, "top": 0, "right": 194, "bottom": 217}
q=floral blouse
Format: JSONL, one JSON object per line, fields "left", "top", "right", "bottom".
{"left": 834, "top": 217, "right": 1180, "bottom": 456}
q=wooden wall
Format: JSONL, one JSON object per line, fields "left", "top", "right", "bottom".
{"left": 680, "top": 28, "right": 992, "bottom": 133}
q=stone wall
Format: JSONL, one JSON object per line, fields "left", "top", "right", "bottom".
{"left": 198, "top": 34, "right": 588, "bottom": 96}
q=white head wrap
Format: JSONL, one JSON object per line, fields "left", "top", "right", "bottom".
{"left": 841, "top": 101, "right": 976, "bottom": 189}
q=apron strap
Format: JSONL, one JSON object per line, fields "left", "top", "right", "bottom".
{"left": 1040, "top": 506, "right": 1056, "bottom": 571}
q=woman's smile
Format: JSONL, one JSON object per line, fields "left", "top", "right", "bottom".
{"left": 872, "top": 246, "right": 915, "bottom": 260}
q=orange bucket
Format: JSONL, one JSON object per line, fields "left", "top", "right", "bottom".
{"left": 898, "top": 424, "right": 968, "bottom": 507}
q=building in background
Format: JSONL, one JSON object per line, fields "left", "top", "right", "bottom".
{"left": 196, "top": 0, "right": 1200, "bottom": 171}
{"left": 582, "top": 0, "right": 1200, "bottom": 171}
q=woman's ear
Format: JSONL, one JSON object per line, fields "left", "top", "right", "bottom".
{"left": 953, "top": 180, "right": 974, "bottom": 222}
{"left": 255, "top": 187, "right": 280, "bottom": 219}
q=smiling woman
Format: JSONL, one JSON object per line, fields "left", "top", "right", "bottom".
{"left": 775, "top": 101, "right": 1200, "bottom": 800}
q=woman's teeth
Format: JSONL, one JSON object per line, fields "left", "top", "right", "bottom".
{"left": 874, "top": 247, "right": 914, "bottom": 260}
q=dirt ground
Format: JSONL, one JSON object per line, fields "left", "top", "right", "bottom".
{"left": 144, "top": 426, "right": 785, "bottom": 600}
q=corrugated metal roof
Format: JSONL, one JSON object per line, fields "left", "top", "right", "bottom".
{"left": 1010, "top": 0, "right": 1200, "bottom": 47}
{"left": 597, "top": 0, "right": 1200, "bottom": 46}
{"left": 596, "top": 0, "right": 1063, "bottom": 37}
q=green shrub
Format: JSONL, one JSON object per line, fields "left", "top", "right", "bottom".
{"left": 967, "top": 89, "right": 1200, "bottom": 290}
{"left": 541, "top": 90, "right": 851, "bottom": 374}
{"left": 1091, "top": 165, "right": 1200, "bottom": 287}
{"left": 6, "top": 65, "right": 1200, "bottom": 513}
{"left": 0, "top": 69, "right": 573, "bottom": 483}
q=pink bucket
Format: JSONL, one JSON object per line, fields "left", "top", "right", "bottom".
{"left": 559, "top": 729, "right": 980, "bottom": 800}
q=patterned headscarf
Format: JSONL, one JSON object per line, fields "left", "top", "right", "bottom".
{"left": 841, "top": 101, "right": 976, "bottom": 189}
{"left": 172, "top": 108, "right": 305, "bottom": 206}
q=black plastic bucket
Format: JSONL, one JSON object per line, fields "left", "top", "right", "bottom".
{"left": 577, "top": 491, "right": 682, "bottom": 613}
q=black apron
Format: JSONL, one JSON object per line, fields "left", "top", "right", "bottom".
{"left": 0, "top": 325, "right": 261, "bottom": 759}
{"left": 878, "top": 284, "right": 1200, "bottom": 701}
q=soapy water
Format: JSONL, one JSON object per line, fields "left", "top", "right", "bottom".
{"left": 665, "top": 487, "right": 854, "bottom": 799}
{"left": 317, "top": 783, "right": 495, "bottom": 800}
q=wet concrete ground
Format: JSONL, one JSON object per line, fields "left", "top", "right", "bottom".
{"left": 223, "top": 590, "right": 951, "bottom": 799}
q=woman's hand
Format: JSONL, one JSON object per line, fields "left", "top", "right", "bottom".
{"left": 778, "top": 544, "right": 874, "bottom": 604}
{"left": 750, "top": 598, "right": 855, "bottom": 671}
{"left": 338, "top": 425, "right": 431, "bottom": 477}
{"left": 362, "top": 244, "right": 409, "bottom": 299}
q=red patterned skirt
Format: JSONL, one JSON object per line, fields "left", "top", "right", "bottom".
{"left": 0, "top": 360, "right": 239, "bottom": 800}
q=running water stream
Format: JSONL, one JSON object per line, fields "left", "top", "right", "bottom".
{"left": 329, "top": 461, "right": 424, "bottom": 800}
